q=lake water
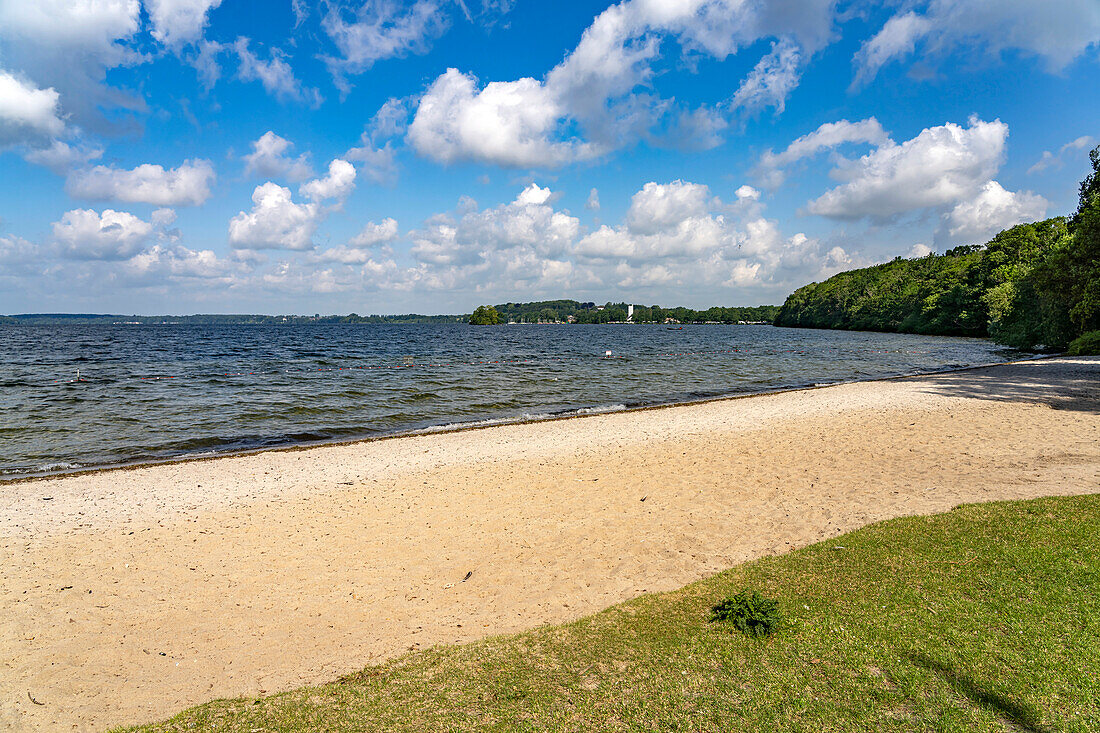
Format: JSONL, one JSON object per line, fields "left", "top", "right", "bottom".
{"left": 0, "top": 323, "right": 1024, "bottom": 478}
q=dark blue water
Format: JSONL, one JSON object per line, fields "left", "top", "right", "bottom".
{"left": 0, "top": 323, "right": 1023, "bottom": 478}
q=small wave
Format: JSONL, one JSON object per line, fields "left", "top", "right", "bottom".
{"left": 0, "top": 460, "right": 85, "bottom": 477}
{"left": 39, "top": 461, "right": 82, "bottom": 471}
{"left": 574, "top": 404, "right": 627, "bottom": 415}
{"left": 410, "top": 403, "right": 631, "bottom": 435}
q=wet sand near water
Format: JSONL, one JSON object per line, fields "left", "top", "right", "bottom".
{"left": 1, "top": 356, "right": 1097, "bottom": 730}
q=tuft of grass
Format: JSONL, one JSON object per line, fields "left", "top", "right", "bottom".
{"left": 708, "top": 591, "right": 781, "bottom": 637}
{"left": 120, "top": 494, "right": 1100, "bottom": 733}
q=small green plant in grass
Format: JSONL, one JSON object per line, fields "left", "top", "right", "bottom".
{"left": 707, "top": 591, "right": 781, "bottom": 637}
{"left": 1067, "top": 330, "right": 1100, "bottom": 355}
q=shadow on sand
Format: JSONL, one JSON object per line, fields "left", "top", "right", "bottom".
{"left": 917, "top": 357, "right": 1100, "bottom": 415}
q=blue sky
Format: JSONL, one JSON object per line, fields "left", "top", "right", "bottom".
{"left": 0, "top": 0, "right": 1097, "bottom": 314}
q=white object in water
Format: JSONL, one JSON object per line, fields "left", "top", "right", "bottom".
{"left": 604, "top": 350, "right": 612, "bottom": 358}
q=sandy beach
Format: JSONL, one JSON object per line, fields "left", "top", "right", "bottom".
{"left": 1, "top": 356, "right": 1097, "bottom": 731}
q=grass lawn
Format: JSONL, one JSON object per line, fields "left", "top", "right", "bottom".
{"left": 122, "top": 494, "right": 1100, "bottom": 732}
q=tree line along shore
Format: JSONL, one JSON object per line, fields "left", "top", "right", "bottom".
{"left": 773, "top": 146, "right": 1100, "bottom": 354}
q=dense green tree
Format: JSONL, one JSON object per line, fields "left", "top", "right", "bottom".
{"left": 775, "top": 146, "right": 1100, "bottom": 350}
{"left": 990, "top": 146, "right": 1100, "bottom": 348}
{"left": 468, "top": 306, "right": 502, "bottom": 325}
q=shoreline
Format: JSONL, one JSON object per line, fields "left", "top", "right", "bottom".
{"left": 2, "top": 356, "right": 1096, "bottom": 731}
{"left": 0, "top": 353, "right": 1048, "bottom": 485}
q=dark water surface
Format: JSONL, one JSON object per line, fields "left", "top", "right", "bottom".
{"left": 0, "top": 323, "right": 1024, "bottom": 478}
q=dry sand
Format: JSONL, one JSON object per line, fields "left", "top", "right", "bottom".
{"left": 1, "top": 356, "right": 1098, "bottom": 731}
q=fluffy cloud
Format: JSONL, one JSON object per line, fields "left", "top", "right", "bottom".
{"left": 0, "top": 0, "right": 142, "bottom": 130}
{"left": 22, "top": 139, "right": 104, "bottom": 173}
{"left": 229, "top": 160, "right": 355, "bottom": 250}
{"left": 409, "top": 184, "right": 578, "bottom": 263}
{"left": 573, "top": 180, "right": 855, "bottom": 293}
{"left": 234, "top": 38, "right": 321, "bottom": 105}
{"left": 408, "top": 0, "right": 838, "bottom": 168}
{"left": 625, "top": 180, "right": 711, "bottom": 235}
{"left": 407, "top": 68, "right": 595, "bottom": 168}
{"left": 853, "top": 0, "right": 1100, "bottom": 86}
{"left": 755, "top": 118, "right": 891, "bottom": 188}
{"left": 731, "top": 39, "right": 802, "bottom": 114}
{"left": 0, "top": 0, "right": 139, "bottom": 52}
{"left": 66, "top": 158, "right": 215, "bottom": 206}
{"left": 0, "top": 70, "right": 66, "bottom": 147}
{"left": 349, "top": 217, "right": 399, "bottom": 248}
{"left": 144, "top": 0, "right": 223, "bottom": 47}
{"left": 807, "top": 117, "right": 1008, "bottom": 221}
{"left": 0, "top": 233, "right": 37, "bottom": 268}
{"left": 279, "top": 180, "right": 856, "bottom": 301}
{"left": 52, "top": 208, "right": 154, "bottom": 260}
{"left": 228, "top": 183, "right": 320, "bottom": 251}
{"left": 395, "top": 184, "right": 580, "bottom": 293}
{"left": 771, "top": 116, "right": 1047, "bottom": 246}
{"left": 243, "top": 131, "right": 313, "bottom": 181}
{"left": 125, "top": 243, "right": 229, "bottom": 281}
{"left": 578, "top": 181, "right": 727, "bottom": 261}
{"left": 942, "top": 181, "right": 1048, "bottom": 243}
{"left": 322, "top": 0, "right": 447, "bottom": 91}
{"left": 299, "top": 159, "right": 357, "bottom": 203}
{"left": 315, "top": 218, "right": 400, "bottom": 264}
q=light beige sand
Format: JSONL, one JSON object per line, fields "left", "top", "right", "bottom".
{"left": 1, "top": 356, "right": 1097, "bottom": 731}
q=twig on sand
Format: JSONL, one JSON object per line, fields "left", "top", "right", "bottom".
{"left": 28, "top": 691, "right": 44, "bottom": 706}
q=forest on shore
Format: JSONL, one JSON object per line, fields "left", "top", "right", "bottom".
{"left": 775, "top": 147, "right": 1100, "bottom": 351}
{"left": 470, "top": 301, "right": 779, "bottom": 325}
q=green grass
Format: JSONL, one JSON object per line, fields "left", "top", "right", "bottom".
{"left": 123, "top": 495, "right": 1100, "bottom": 732}
{"left": 1067, "top": 330, "right": 1100, "bottom": 356}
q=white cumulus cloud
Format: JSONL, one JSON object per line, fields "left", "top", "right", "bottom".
{"left": 407, "top": 0, "right": 839, "bottom": 168}
{"left": 407, "top": 68, "right": 595, "bottom": 168}
{"left": 66, "top": 158, "right": 215, "bottom": 206}
{"left": 244, "top": 131, "right": 313, "bottom": 181}
{"left": 52, "top": 208, "right": 154, "bottom": 260}
{"left": 228, "top": 183, "right": 320, "bottom": 251}
{"left": 625, "top": 180, "right": 712, "bottom": 235}
{"left": 0, "top": 0, "right": 142, "bottom": 130}
{"left": 807, "top": 116, "right": 1008, "bottom": 221}
{"left": 943, "top": 181, "right": 1048, "bottom": 244}
{"left": 349, "top": 217, "right": 399, "bottom": 247}
{"left": 144, "top": 0, "right": 223, "bottom": 47}
{"left": 0, "top": 70, "right": 66, "bottom": 147}
{"left": 23, "top": 139, "right": 104, "bottom": 173}
{"left": 299, "top": 159, "right": 357, "bottom": 203}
